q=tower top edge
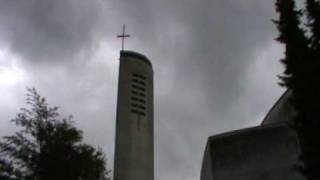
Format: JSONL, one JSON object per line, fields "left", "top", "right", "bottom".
{"left": 120, "top": 50, "right": 152, "bottom": 67}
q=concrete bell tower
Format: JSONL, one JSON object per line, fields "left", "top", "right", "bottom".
{"left": 114, "top": 50, "right": 154, "bottom": 180}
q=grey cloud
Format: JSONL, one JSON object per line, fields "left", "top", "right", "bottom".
{"left": 0, "top": 0, "right": 286, "bottom": 180}
{"left": 0, "top": 0, "right": 107, "bottom": 63}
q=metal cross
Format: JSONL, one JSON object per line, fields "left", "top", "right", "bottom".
{"left": 117, "top": 24, "right": 130, "bottom": 51}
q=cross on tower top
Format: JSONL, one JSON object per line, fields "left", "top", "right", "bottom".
{"left": 117, "top": 24, "right": 130, "bottom": 51}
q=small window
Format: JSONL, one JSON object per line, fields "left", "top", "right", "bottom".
{"left": 132, "top": 85, "right": 145, "bottom": 92}
{"left": 131, "top": 97, "right": 146, "bottom": 104}
{"left": 131, "top": 103, "right": 146, "bottom": 110}
{"left": 131, "top": 109, "right": 145, "bottom": 116}
{"left": 132, "top": 79, "right": 146, "bottom": 86}
{"left": 132, "top": 90, "right": 145, "bottom": 97}
{"left": 132, "top": 73, "right": 146, "bottom": 80}
{"left": 131, "top": 81, "right": 146, "bottom": 89}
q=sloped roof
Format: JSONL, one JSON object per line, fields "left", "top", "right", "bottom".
{"left": 261, "top": 90, "right": 295, "bottom": 125}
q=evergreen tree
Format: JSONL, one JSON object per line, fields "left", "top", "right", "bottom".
{"left": 273, "top": 0, "right": 313, "bottom": 129}
{"left": 274, "top": 0, "right": 320, "bottom": 179}
{"left": 0, "top": 88, "right": 110, "bottom": 180}
{"left": 274, "top": 0, "right": 309, "bottom": 89}
{"left": 306, "top": 0, "right": 320, "bottom": 50}
{"left": 305, "top": 1, "right": 320, "bottom": 179}
{"left": 305, "top": 0, "right": 320, "bottom": 128}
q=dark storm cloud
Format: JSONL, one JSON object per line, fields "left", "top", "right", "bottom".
{"left": 0, "top": 0, "right": 120, "bottom": 173}
{"left": 0, "top": 0, "right": 286, "bottom": 180}
{"left": 0, "top": 0, "right": 109, "bottom": 63}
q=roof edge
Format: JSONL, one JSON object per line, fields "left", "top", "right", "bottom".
{"left": 208, "top": 122, "right": 289, "bottom": 142}
{"left": 120, "top": 50, "right": 152, "bottom": 67}
{"left": 261, "top": 89, "right": 292, "bottom": 125}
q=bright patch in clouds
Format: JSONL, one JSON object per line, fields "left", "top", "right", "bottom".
{"left": 0, "top": 66, "right": 25, "bottom": 86}
{"left": 0, "top": 49, "right": 28, "bottom": 86}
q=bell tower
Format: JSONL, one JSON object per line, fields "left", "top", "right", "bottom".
{"left": 114, "top": 50, "right": 154, "bottom": 180}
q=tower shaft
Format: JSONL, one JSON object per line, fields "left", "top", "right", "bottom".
{"left": 114, "top": 51, "right": 154, "bottom": 180}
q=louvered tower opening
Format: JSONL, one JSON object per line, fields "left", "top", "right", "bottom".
{"left": 131, "top": 73, "right": 147, "bottom": 116}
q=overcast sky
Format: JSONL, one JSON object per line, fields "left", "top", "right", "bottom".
{"left": 0, "top": 0, "right": 295, "bottom": 180}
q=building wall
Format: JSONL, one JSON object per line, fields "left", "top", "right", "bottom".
{"left": 114, "top": 51, "right": 154, "bottom": 180}
{"left": 201, "top": 141, "right": 214, "bottom": 180}
{"left": 200, "top": 124, "right": 305, "bottom": 180}
{"left": 262, "top": 90, "right": 295, "bottom": 125}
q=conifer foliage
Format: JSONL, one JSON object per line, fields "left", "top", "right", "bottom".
{"left": 0, "top": 88, "right": 110, "bottom": 180}
{"left": 306, "top": 0, "right": 320, "bottom": 50}
{"left": 274, "top": 0, "right": 320, "bottom": 179}
{"left": 274, "top": 0, "right": 309, "bottom": 90}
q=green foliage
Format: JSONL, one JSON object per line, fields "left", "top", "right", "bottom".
{"left": 0, "top": 88, "right": 110, "bottom": 180}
